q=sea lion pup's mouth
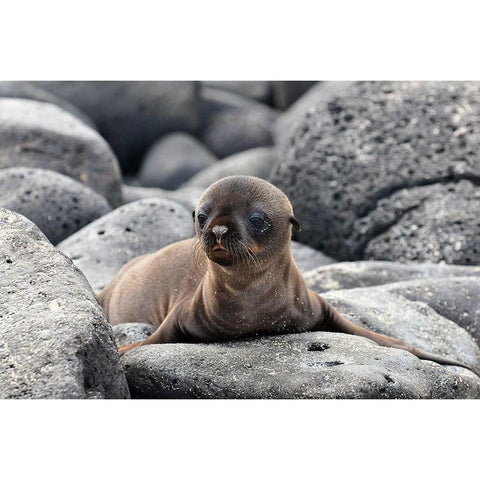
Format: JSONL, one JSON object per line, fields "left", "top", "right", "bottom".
{"left": 206, "top": 244, "right": 235, "bottom": 266}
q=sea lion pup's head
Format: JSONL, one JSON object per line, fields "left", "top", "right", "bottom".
{"left": 192, "top": 175, "right": 301, "bottom": 268}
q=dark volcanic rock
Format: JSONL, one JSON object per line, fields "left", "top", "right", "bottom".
{"left": 199, "top": 87, "right": 278, "bottom": 158}
{"left": 0, "top": 167, "right": 111, "bottom": 244}
{"left": 0, "top": 208, "right": 129, "bottom": 399}
{"left": 270, "top": 81, "right": 480, "bottom": 264}
{"left": 57, "top": 198, "right": 193, "bottom": 293}
{"left": 0, "top": 81, "right": 94, "bottom": 128}
{"left": 202, "top": 81, "right": 273, "bottom": 104}
{"left": 122, "top": 184, "right": 203, "bottom": 212}
{"left": 34, "top": 81, "right": 200, "bottom": 173}
{"left": 121, "top": 332, "right": 480, "bottom": 399}
{"left": 0, "top": 98, "right": 123, "bottom": 207}
{"left": 305, "top": 260, "right": 480, "bottom": 293}
{"left": 290, "top": 241, "right": 336, "bottom": 273}
{"left": 182, "top": 147, "right": 278, "bottom": 189}
{"left": 138, "top": 132, "right": 216, "bottom": 189}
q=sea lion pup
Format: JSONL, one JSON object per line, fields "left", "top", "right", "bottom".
{"left": 98, "top": 175, "right": 477, "bottom": 374}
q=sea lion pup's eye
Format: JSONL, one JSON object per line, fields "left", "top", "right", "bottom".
{"left": 197, "top": 213, "right": 208, "bottom": 229}
{"left": 248, "top": 213, "right": 271, "bottom": 233}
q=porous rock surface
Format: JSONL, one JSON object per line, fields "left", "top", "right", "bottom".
{"left": 57, "top": 198, "right": 193, "bottom": 293}
{"left": 270, "top": 81, "right": 480, "bottom": 264}
{"left": 35, "top": 81, "right": 200, "bottom": 173}
{"left": 199, "top": 87, "right": 278, "bottom": 158}
{"left": 0, "top": 208, "right": 129, "bottom": 399}
{"left": 181, "top": 147, "right": 278, "bottom": 189}
{"left": 0, "top": 98, "right": 123, "bottom": 207}
{"left": 120, "top": 332, "right": 480, "bottom": 399}
{"left": 0, "top": 167, "right": 111, "bottom": 244}
{"left": 138, "top": 132, "right": 216, "bottom": 189}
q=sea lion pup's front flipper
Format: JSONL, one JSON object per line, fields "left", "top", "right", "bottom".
{"left": 316, "top": 294, "right": 480, "bottom": 376}
{"left": 117, "top": 306, "right": 187, "bottom": 357}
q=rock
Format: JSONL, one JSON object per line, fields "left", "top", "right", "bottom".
{"left": 113, "top": 323, "right": 156, "bottom": 347}
{"left": 0, "top": 208, "right": 129, "bottom": 399}
{"left": 34, "top": 81, "right": 200, "bottom": 173}
{"left": 290, "top": 241, "right": 336, "bottom": 273}
{"left": 199, "top": 87, "right": 278, "bottom": 158}
{"left": 0, "top": 81, "right": 95, "bottom": 128}
{"left": 138, "top": 132, "right": 216, "bottom": 189}
{"left": 0, "top": 98, "right": 123, "bottom": 207}
{"left": 0, "top": 167, "right": 111, "bottom": 244}
{"left": 272, "top": 81, "right": 318, "bottom": 110}
{"left": 181, "top": 147, "right": 278, "bottom": 189}
{"left": 57, "top": 198, "right": 193, "bottom": 293}
{"left": 270, "top": 81, "right": 480, "bottom": 263}
{"left": 122, "top": 184, "right": 203, "bottom": 212}
{"left": 305, "top": 260, "right": 480, "bottom": 293}
{"left": 120, "top": 332, "right": 480, "bottom": 399}
{"left": 273, "top": 81, "right": 352, "bottom": 151}
{"left": 202, "top": 81, "right": 273, "bottom": 104}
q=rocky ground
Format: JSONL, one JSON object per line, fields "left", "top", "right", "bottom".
{"left": 1, "top": 80, "right": 479, "bottom": 398}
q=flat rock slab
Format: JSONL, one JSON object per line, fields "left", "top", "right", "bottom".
{"left": 270, "top": 81, "right": 480, "bottom": 264}
{"left": 0, "top": 98, "right": 123, "bottom": 207}
{"left": 323, "top": 281, "right": 480, "bottom": 362}
{"left": 305, "top": 260, "right": 480, "bottom": 293}
{"left": 182, "top": 147, "right": 279, "bottom": 190}
{"left": 0, "top": 167, "right": 111, "bottom": 244}
{"left": 0, "top": 208, "right": 129, "bottom": 398}
{"left": 121, "top": 332, "right": 480, "bottom": 399}
{"left": 57, "top": 198, "right": 193, "bottom": 293}
{"left": 35, "top": 81, "right": 199, "bottom": 173}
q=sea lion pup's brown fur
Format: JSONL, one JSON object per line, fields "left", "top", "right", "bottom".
{"left": 98, "top": 176, "right": 477, "bottom": 374}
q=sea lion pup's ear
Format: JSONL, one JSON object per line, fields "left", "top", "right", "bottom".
{"left": 289, "top": 216, "right": 301, "bottom": 232}
{"left": 192, "top": 210, "right": 196, "bottom": 221}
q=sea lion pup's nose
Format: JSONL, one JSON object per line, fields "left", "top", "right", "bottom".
{"left": 212, "top": 225, "right": 228, "bottom": 241}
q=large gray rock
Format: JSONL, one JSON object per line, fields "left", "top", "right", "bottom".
{"left": 199, "top": 87, "right": 278, "bottom": 158}
{"left": 181, "top": 147, "right": 278, "bottom": 189}
{"left": 290, "top": 241, "right": 336, "bottom": 274}
{"left": 121, "top": 332, "right": 480, "bottom": 399}
{"left": 305, "top": 260, "right": 480, "bottom": 293}
{"left": 202, "top": 81, "right": 273, "bottom": 104}
{"left": 270, "top": 81, "right": 480, "bottom": 264}
{"left": 0, "top": 167, "right": 111, "bottom": 244}
{"left": 57, "top": 198, "right": 193, "bottom": 293}
{"left": 138, "top": 132, "right": 216, "bottom": 189}
{"left": 0, "top": 81, "right": 95, "bottom": 128}
{"left": 0, "top": 98, "right": 123, "bottom": 207}
{"left": 35, "top": 81, "right": 200, "bottom": 173}
{"left": 0, "top": 208, "right": 129, "bottom": 399}
{"left": 122, "top": 184, "right": 203, "bottom": 212}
